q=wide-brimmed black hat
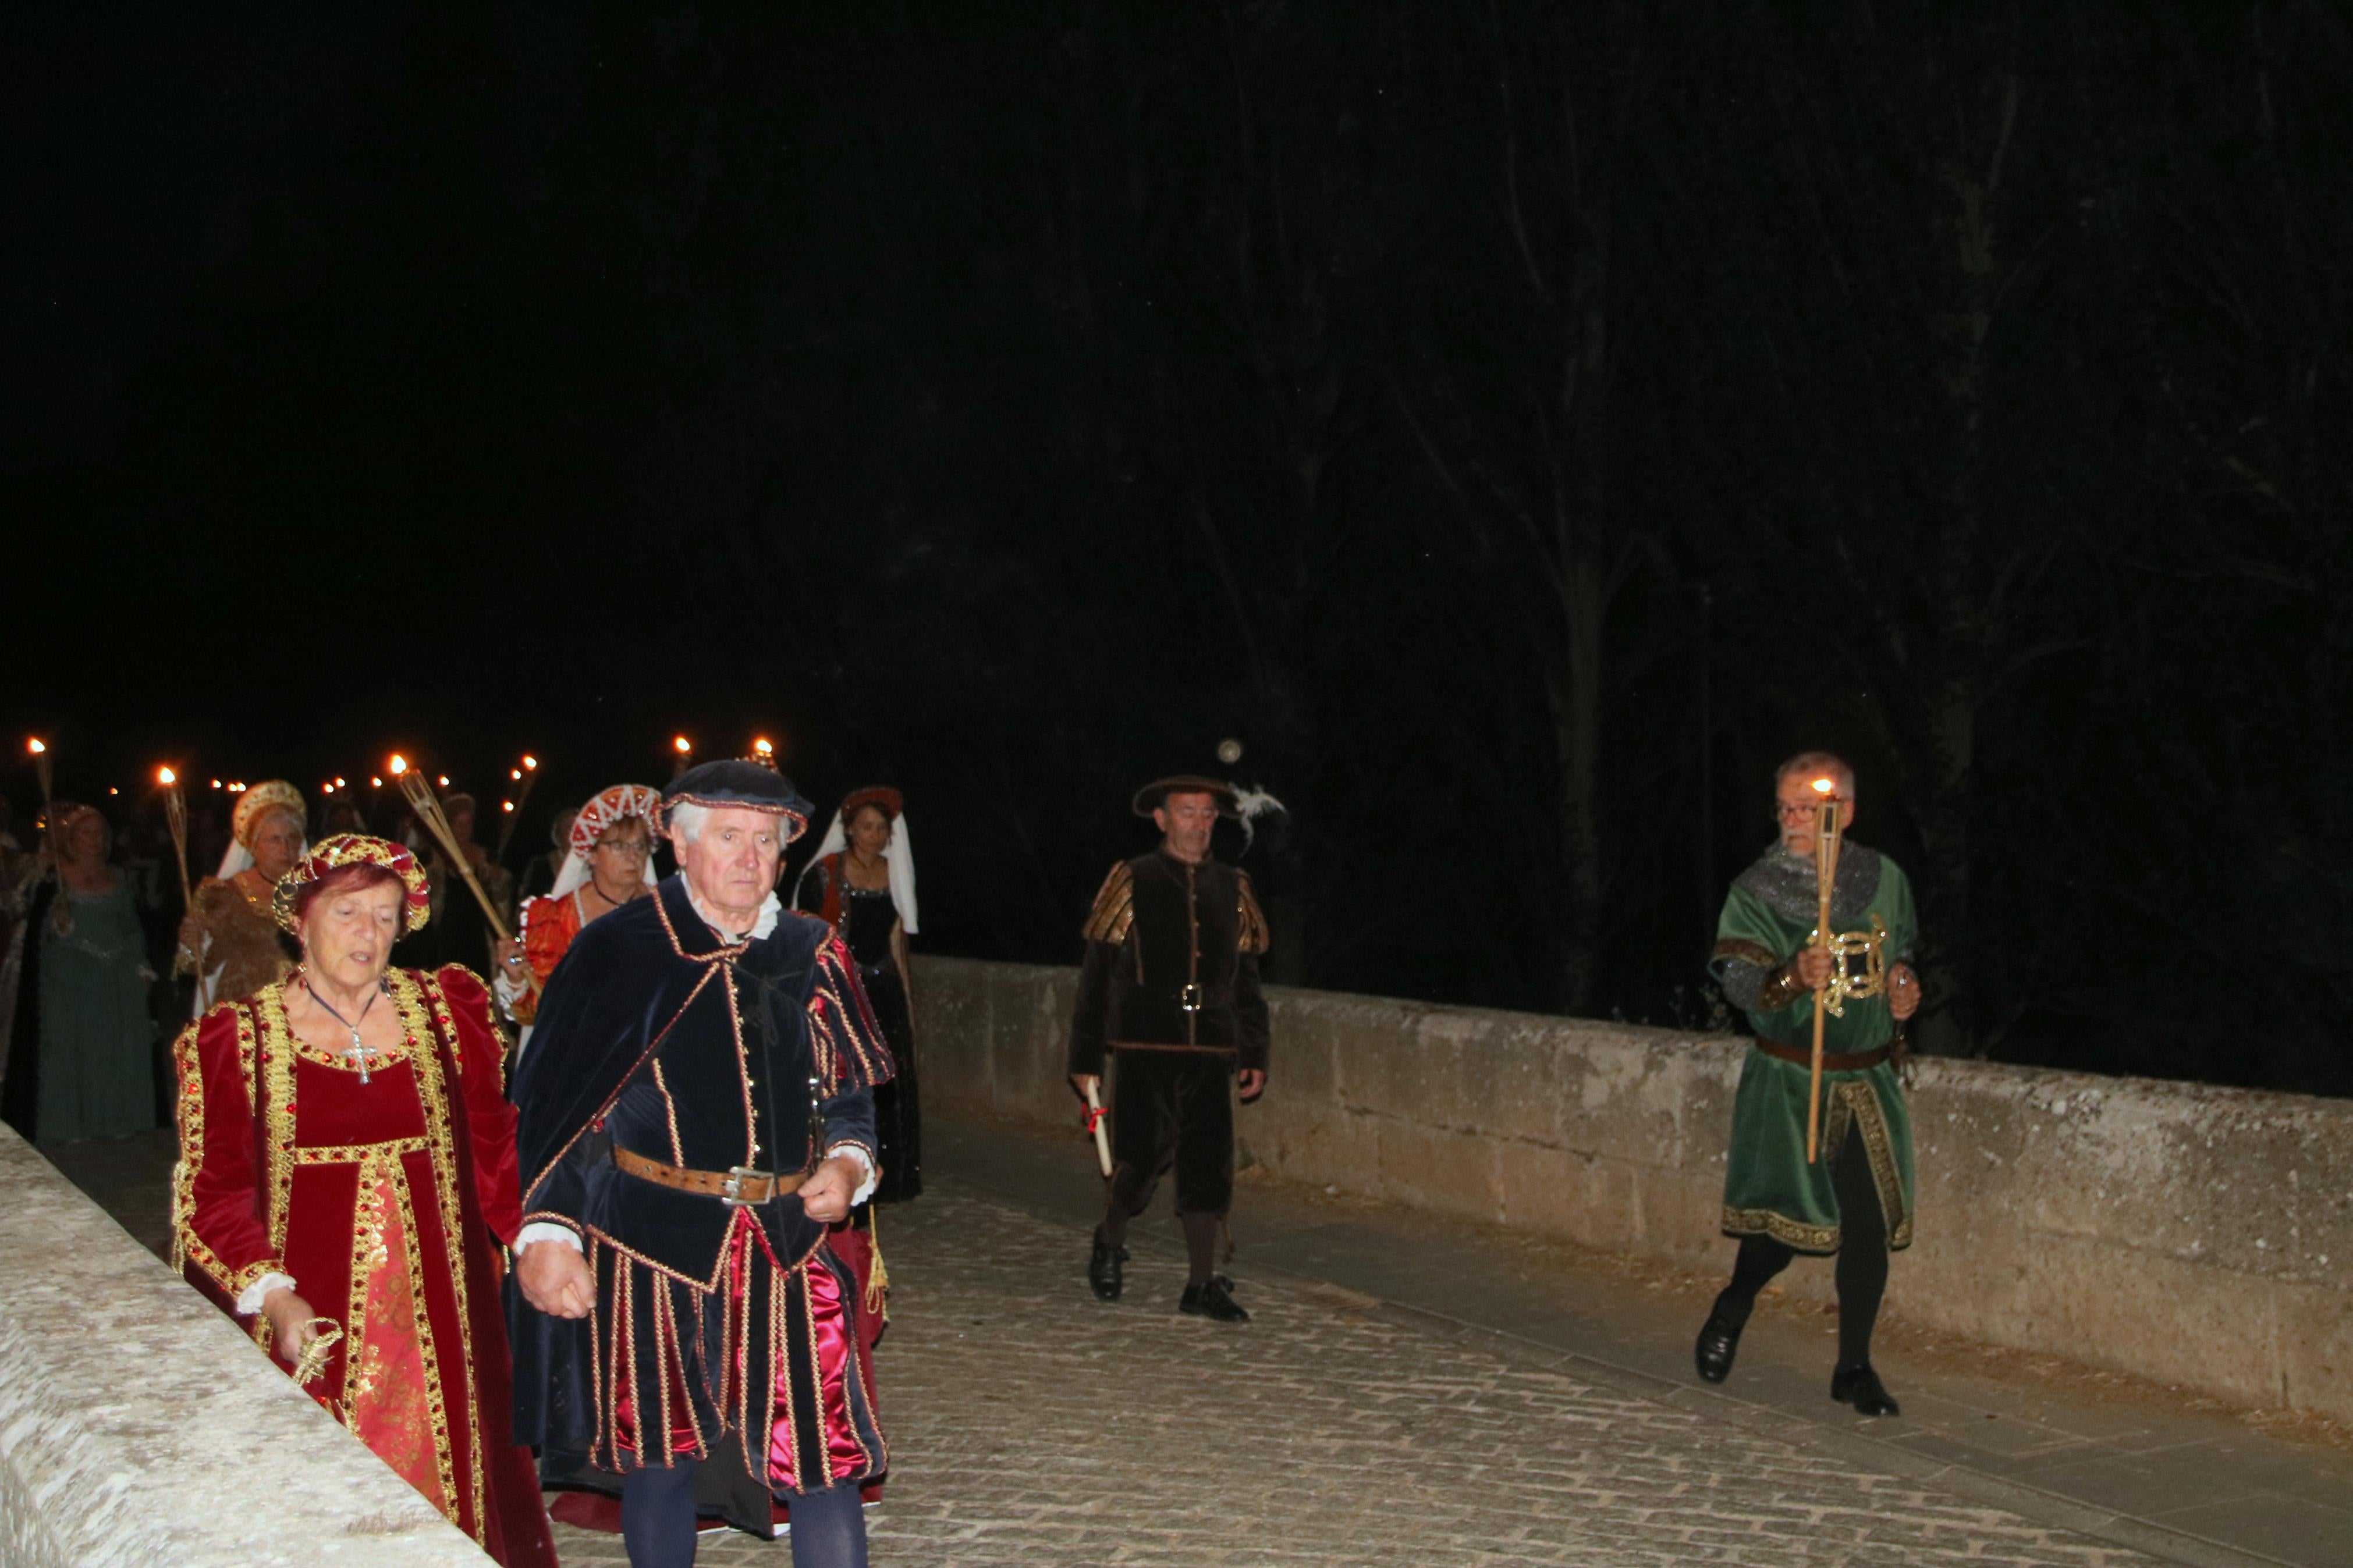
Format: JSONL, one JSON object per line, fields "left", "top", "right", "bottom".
{"left": 665, "top": 759, "right": 815, "bottom": 841}
{"left": 1131, "top": 775, "right": 1240, "bottom": 819}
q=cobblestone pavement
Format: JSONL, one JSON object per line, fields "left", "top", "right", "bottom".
{"left": 552, "top": 1184, "right": 2169, "bottom": 1567}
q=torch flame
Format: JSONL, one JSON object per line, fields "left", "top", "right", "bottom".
{"left": 158, "top": 766, "right": 176, "bottom": 786}
{"left": 522, "top": 755, "right": 538, "bottom": 771}
{"left": 371, "top": 777, "right": 383, "bottom": 787}
{"left": 502, "top": 800, "right": 514, "bottom": 812}
{"left": 510, "top": 769, "right": 522, "bottom": 781}
{"left": 1811, "top": 777, "right": 1835, "bottom": 795}
{"left": 389, "top": 755, "right": 409, "bottom": 776}
{"left": 753, "top": 737, "right": 773, "bottom": 757}
{"left": 27, "top": 738, "right": 45, "bottom": 756}
{"left": 673, "top": 735, "right": 692, "bottom": 755}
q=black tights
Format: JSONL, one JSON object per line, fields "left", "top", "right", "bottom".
{"left": 620, "top": 1462, "right": 868, "bottom": 1568}
{"left": 1711, "top": 1129, "right": 1889, "bottom": 1371}
{"left": 1098, "top": 1206, "right": 1223, "bottom": 1287}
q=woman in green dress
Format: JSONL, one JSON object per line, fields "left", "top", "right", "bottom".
{"left": 0, "top": 804, "right": 158, "bottom": 1144}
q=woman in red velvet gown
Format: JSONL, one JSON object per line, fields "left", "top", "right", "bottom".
{"left": 171, "top": 835, "right": 556, "bottom": 1568}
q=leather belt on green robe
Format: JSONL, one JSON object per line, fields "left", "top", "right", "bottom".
{"left": 1752, "top": 1038, "right": 1889, "bottom": 1073}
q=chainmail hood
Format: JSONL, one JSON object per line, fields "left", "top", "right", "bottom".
{"left": 1733, "top": 840, "right": 1884, "bottom": 930}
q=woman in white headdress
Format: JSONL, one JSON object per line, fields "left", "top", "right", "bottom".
{"left": 794, "top": 785, "right": 921, "bottom": 1202}
{"left": 175, "top": 780, "right": 306, "bottom": 1012}
{"left": 491, "top": 783, "right": 661, "bottom": 1044}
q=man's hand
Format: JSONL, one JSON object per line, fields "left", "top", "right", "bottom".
{"left": 1887, "top": 962, "right": 1921, "bottom": 1021}
{"left": 1793, "top": 946, "right": 1835, "bottom": 990}
{"left": 518, "top": 1238, "right": 595, "bottom": 1319}
{"left": 260, "top": 1286, "right": 319, "bottom": 1363}
{"left": 1237, "top": 1068, "right": 1266, "bottom": 1103}
{"left": 798, "top": 1153, "right": 866, "bottom": 1226}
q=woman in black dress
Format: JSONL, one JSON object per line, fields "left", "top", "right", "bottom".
{"left": 796, "top": 786, "right": 920, "bottom": 1201}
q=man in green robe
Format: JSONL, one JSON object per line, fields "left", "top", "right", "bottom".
{"left": 1697, "top": 752, "right": 1921, "bottom": 1417}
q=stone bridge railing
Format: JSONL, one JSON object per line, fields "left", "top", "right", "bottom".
{"left": 0, "top": 1122, "right": 492, "bottom": 1567}
{"left": 913, "top": 955, "right": 2353, "bottom": 1426}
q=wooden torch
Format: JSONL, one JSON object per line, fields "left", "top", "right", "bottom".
{"left": 390, "top": 754, "right": 512, "bottom": 943}
{"left": 157, "top": 766, "right": 191, "bottom": 909}
{"left": 1805, "top": 776, "right": 1844, "bottom": 1164}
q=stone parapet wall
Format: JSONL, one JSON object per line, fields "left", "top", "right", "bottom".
{"left": 0, "top": 1123, "right": 492, "bottom": 1567}
{"left": 912, "top": 955, "right": 2353, "bottom": 1424}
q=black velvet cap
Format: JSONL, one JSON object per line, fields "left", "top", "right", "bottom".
{"left": 665, "top": 759, "right": 815, "bottom": 840}
{"left": 1131, "top": 775, "right": 1241, "bottom": 819}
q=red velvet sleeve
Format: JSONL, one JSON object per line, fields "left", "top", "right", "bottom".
{"left": 171, "top": 1006, "right": 283, "bottom": 1304}
{"left": 434, "top": 964, "right": 526, "bottom": 1249}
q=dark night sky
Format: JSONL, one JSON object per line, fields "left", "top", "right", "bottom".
{"left": 8, "top": 3, "right": 2352, "bottom": 1096}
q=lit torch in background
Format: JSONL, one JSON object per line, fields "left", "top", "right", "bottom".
{"left": 494, "top": 752, "right": 540, "bottom": 859}
{"left": 158, "top": 766, "right": 191, "bottom": 908}
{"left": 392, "top": 754, "right": 512, "bottom": 943}
{"left": 672, "top": 734, "right": 693, "bottom": 778}
{"left": 750, "top": 737, "right": 776, "bottom": 770}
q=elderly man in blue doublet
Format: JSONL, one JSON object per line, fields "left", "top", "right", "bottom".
{"left": 508, "top": 761, "right": 896, "bottom": 1568}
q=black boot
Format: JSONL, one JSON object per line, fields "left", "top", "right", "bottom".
{"left": 1088, "top": 1236, "right": 1127, "bottom": 1302}
{"left": 1694, "top": 1313, "right": 1743, "bottom": 1384}
{"left": 1179, "top": 1277, "right": 1250, "bottom": 1322}
{"left": 1830, "top": 1363, "right": 1900, "bottom": 1417}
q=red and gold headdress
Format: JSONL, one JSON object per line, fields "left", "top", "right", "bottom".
{"left": 231, "top": 779, "right": 307, "bottom": 847}
{"left": 569, "top": 783, "right": 665, "bottom": 858}
{"left": 272, "top": 833, "right": 432, "bottom": 934}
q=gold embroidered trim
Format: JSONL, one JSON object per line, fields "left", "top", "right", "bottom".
{"left": 295, "top": 1136, "right": 428, "bottom": 1164}
{"left": 254, "top": 984, "right": 301, "bottom": 1257}
{"left": 1720, "top": 1204, "right": 1840, "bottom": 1253}
{"left": 1825, "top": 1078, "right": 1912, "bottom": 1250}
{"left": 401, "top": 969, "right": 488, "bottom": 1535}
{"left": 168, "top": 1021, "right": 204, "bottom": 1277}
{"left": 1081, "top": 861, "right": 1135, "bottom": 945}
{"left": 1710, "top": 936, "right": 1779, "bottom": 969}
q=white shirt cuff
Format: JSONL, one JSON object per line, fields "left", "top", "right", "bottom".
{"left": 235, "top": 1272, "right": 297, "bottom": 1316}
{"left": 492, "top": 966, "right": 525, "bottom": 1008}
{"left": 828, "top": 1143, "right": 878, "bottom": 1207}
{"left": 517, "top": 1222, "right": 583, "bottom": 1254}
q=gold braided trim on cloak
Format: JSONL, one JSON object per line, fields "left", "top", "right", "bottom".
{"left": 1081, "top": 861, "right": 1134, "bottom": 945}
{"left": 1719, "top": 1079, "right": 1912, "bottom": 1254}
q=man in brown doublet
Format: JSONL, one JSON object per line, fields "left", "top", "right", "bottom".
{"left": 1067, "top": 776, "right": 1270, "bottom": 1321}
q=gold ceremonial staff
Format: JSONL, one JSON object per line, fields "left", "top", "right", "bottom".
{"left": 389, "top": 754, "right": 513, "bottom": 944}
{"left": 1805, "top": 776, "right": 1844, "bottom": 1165}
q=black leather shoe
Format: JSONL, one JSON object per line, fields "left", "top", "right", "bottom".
{"left": 1693, "top": 1314, "right": 1742, "bottom": 1384}
{"left": 1830, "top": 1364, "right": 1900, "bottom": 1417}
{"left": 1179, "top": 1278, "right": 1250, "bottom": 1322}
{"left": 1088, "top": 1237, "right": 1127, "bottom": 1302}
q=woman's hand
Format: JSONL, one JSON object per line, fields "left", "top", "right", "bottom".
{"left": 178, "top": 912, "right": 203, "bottom": 952}
{"left": 260, "top": 1286, "right": 320, "bottom": 1363}
{"left": 493, "top": 937, "right": 526, "bottom": 981}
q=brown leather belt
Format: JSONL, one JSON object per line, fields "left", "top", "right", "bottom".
{"left": 1754, "top": 1039, "right": 1890, "bottom": 1073}
{"left": 613, "top": 1144, "right": 806, "bottom": 1205}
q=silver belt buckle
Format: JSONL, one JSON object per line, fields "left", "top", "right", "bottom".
{"left": 722, "top": 1165, "right": 754, "bottom": 1207}
{"left": 1180, "top": 982, "right": 1204, "bottom": 1014}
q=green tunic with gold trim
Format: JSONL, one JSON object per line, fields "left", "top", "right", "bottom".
{"left": 1706, "top": 842, "right": 1917, "bottom": 1255}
